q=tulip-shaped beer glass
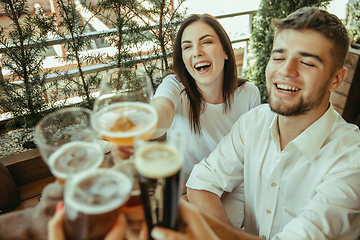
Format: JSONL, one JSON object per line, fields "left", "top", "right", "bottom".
{"left": 91, "top": 67, "right": 158, "bottom": 163}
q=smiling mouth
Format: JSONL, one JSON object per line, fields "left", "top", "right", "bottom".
{"left": 276, "top": 84, "right": 300, "bottom": 93}
{"left": 194, "top": 62, "right": 211, "bottom": 72}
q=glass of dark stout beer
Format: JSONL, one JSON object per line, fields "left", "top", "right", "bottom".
{"left": 63, "top": 166, "right": 134, "bottom": 240}
{"left": 134, "top": 129, "right": 184, "bottom": 240}
{"left": 34, "top": 107, "right": 105, "bottom": 184}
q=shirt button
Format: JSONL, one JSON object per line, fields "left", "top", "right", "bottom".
{"left": 262, "top": 235, "right": 267, "bottom": 239}
{"left": 271, "top": 182, "right": 276, "bottom": 187}
{"left": 275, "top": 154, "right": 279, "bottom": 159}
{"left": 266, "top": 210, "right": 271, "bottom": 214}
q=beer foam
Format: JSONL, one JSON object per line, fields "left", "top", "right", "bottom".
{"left": 93, "top": 102, "right": 158, "bottom": 138}
{"left": 134, "top": 142, "right": 183, "bottom": 178}
{"left": 65, "top": 169, "right": 132, "bottom": 215}
{"left": 48, "top": 141, "right": 103, "bottom": 180}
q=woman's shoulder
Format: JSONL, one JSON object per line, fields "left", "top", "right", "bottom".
{"left": 235, "top": 80, "right": 260, "bottom": 95}
{"left": 156, "top": 74, "right": 183, "bottom": 91}
{"left": 239, "top": 80, "right": 257, "bottom": 89}
{"left": 154, "top": 74, "right": 185, "bottom": 105}
{"left": 162, "top": 74, "right": 183, "bottom": 85}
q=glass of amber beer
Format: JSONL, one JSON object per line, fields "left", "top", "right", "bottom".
{"left": 112, "top": 159, "right": 145, "bottom": 239}
{"left": 91, "top": 67, "right": 158, "bottom": 163}
{"left": 63, "top": 166, "right": 133, "bottom": 240}
{"left": 34, "top": 107, "right": 104, "bottom": 184}
{"left": 134, "top": 129, "right": 184, "bottom": 240}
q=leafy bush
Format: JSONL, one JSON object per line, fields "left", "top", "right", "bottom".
{"left": 0, "top": 0, "right": 63, "bottom": 128}
{"left": 346, "top": 0, "right": 360, "bottom": 45}
{"left": 0, "top": 0, "right": 185, "bottom": 129}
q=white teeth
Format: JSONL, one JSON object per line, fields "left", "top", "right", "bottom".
{"left": 276, "top": 84, "right": 300, "bottom": 92}
{"left": 194, "top": 62, "right": 211, "bottom": 68}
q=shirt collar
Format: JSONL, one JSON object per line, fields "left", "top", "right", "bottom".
{"left": 269, "top": 114, "right": 279, "bottom": 143}
{"left": 268, "top": 102, "right": 337, "bottom": 163}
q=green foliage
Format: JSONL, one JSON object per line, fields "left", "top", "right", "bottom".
{"left": 88, "top": 0, "right": 186, "bottom": 88}
{"left": 0, "top": 0, "right": 185, "bottom": 130}
{"left": 246, "top": 0, "right": 331, "bottom": 103}
{"left": 133, "top": 0, "right": 186, "bottom": 88}
{"left": 346, "top": 0, "right": 360, "bottom": 44}
{"left": 87, "top": 0, "right": 142, "bottom": 68}
{"left": 50, "top": 0, "right": 106, "bottom": 108}
{"left": 134, "top": 0, "right": 186, "bottom": 70}
{"left": 0, "top": 0, "right": 62, "bottom": 128}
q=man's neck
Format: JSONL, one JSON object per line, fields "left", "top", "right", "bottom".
{"left": 277, "top": 102, "right": 330, "bottom": 151}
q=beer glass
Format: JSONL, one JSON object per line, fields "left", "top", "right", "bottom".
{"left": 112, "top": 160, "right": 144, "bottom": 239}
{"left": 91, "top": 68, "right": 158, "bottom": 160}
{"left": 112, "top": 159, "right": 141, "bottom": 208}
{"left": 134, "top": 130, "right": 184, "bottom": 239}
{"left": 63, "top": 166, "right": 133, "bottom": 240}
{"left": 34, "top": 107, "right": 104, "bottom": 184}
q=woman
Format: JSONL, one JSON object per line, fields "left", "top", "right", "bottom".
{"left": 154, "top": 14, "right": 260, "bottom": 228}
{"left": 155, "top": 14, "right": 260, "bottom": 177}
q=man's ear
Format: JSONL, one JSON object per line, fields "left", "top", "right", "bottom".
{"left": 329, "top": 67, "right": 347, "bottom": 92}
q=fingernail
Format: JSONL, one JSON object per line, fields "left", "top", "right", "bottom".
{"left": 55, "top": 201, "right": 64, "bottom": 212}
{"left": 151, "top": 228, "right": 165, "bottom": 240}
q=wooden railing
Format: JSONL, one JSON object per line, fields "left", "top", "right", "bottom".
{"left": 0, "top": 5, "right": 257, "bottom": 121}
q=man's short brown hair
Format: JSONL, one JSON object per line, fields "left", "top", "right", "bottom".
{"left": 272, "top": 7, "right": 350, "bottom": 73}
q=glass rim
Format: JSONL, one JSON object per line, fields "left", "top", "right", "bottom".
{"left": 34, "top": 107, "right": 93, "bottom": 148}
{"left": 64, "top": 168, "right": 133, "bottom": 215}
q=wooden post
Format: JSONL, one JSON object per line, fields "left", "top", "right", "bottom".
{"left": 342, "top": 46, "right": 360, "bottom": 127}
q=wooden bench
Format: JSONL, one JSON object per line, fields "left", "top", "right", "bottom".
{"left": 1, "top": 149, "right": 55, "bottom": 212}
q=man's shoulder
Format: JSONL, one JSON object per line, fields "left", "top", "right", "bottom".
{"left": 239, "top": 104, "right": 275, "bottom": 127}
{"left": 324, "top": 111, "right": 360, "bottom": 164}
{"left": 246, "top": 103, "right": 273, "bottom": 116}
{"left": 331, "top": 114, "right": 360, "bottom": 146}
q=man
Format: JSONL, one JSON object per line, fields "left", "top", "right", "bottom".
{"left": 186, "top": 6, "right": 360, "bottom": 240}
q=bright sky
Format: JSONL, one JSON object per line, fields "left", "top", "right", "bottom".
{"left": 177, "top": 0, "right": 349, "bottom": 48}
{"left": 180, "top": 0, "right": 261, "bottom": 15}
{"left": 180, "top": 0, "right": 348, "bottom": 18}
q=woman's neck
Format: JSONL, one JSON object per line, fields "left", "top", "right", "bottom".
{"left": 197, "top": 78, "right": 224, "bottom": 104}
{"left": 201, "top": 89, "right": 223, "bottom": 104}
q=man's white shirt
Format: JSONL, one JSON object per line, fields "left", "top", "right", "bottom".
{"left": 187, "top": 103, "right": 360, "bottom": 240}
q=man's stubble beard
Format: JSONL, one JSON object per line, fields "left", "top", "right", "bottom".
{"left": 267, "top": 85, "right": 327, "bottom": 117}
